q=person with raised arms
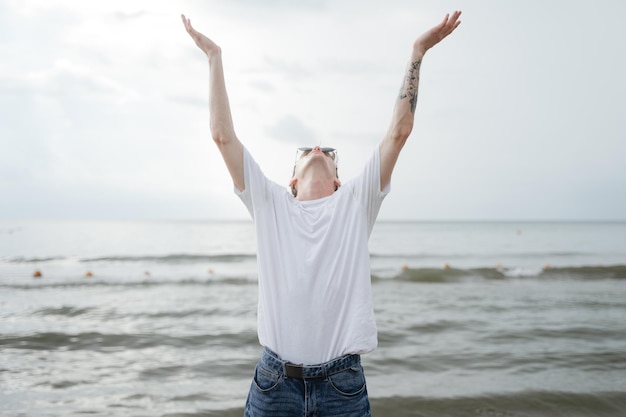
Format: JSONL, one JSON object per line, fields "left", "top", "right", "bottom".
{"left": 182, "top": 11, "right": 461, "bottom": 416}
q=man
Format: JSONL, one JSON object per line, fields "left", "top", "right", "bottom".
{"left": 182, "top": 11, "right": 461, "bottom": 416}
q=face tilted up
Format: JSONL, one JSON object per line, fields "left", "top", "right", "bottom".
{"left": 290, "top": 146, "right": 339, "bottom": 197}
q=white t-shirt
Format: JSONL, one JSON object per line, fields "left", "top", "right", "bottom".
{"left": 236, "top": 146, "right": 389, "bottom": 365}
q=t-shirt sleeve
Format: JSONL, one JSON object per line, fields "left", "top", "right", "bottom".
{"left": 235, "top": 147, "right": 288, "bottom": 220}
{"left": 346, "top": 145, "right": 390, "bottom": 234}
{"left": 234, "top": 147, "right": 267, "bottom": 219}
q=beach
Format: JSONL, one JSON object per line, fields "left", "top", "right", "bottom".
{"left": 1, "top": 220, "right": 625, "bottom": 416}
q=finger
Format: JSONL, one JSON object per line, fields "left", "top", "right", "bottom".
{"left": 183, "top": 17, "right": 194, "bottom": 33}
{"left": 448, "top": 13, "right": 462, "bottom": 34}
{"left": 443, "top": 11, "right": 461, "bottom": 35}
{"left": 449, "top": 11, "right": 462, "bottom": 28}
{"left": 444, "top": 11, "right": 460, "bottom": 25}
{"left": 444, "top": 12, "right": 460, "bottom": 32}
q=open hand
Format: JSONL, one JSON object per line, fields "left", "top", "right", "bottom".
{"left": 181, "top": 14, "right": 221, "bottom": 57}
{"left": 413, "top": 11, "right": 462, "bottom": 56}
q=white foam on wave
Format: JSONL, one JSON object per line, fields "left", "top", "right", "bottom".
{"left": 501, "top": 266, "right": 544, "bottom": 277}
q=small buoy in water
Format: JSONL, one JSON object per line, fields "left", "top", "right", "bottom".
{"left": 495, "top": 263, "right": 503, "bottom": 270}
{"left": 85, "top": 271, "right": 93, "bottom": 278}
{"left": 402, "top": 264, "right": 409, "bottom": 270}
{"left": 33, "top": 270, "right": 42, "bottom": 278}
{"left": 443, "top": 263, "right": 451, "bottom": 269}
{"left": 543, "top": 264, "right": 551, "bottom": 270}
{"left": 144, "top": 271, "right": 151, "bottom": 276}
{"left": 207, "top": 268, "right": 214, "bottom": 274}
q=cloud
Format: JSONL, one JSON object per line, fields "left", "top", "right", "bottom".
{"left": 265, "top": 115, "right": 318, "bottom": 145}
{"left": 261, "top": 56, "right": 313, "bottom": 78}
{"left": 113, "top": 10, "right": 150, "bottom": 21}
{"left": 248, "top": 80, "right": 275, "bottom": 93}
{"left": 1, "top": 0, "right": 625, "bottom": 220}
{"left": 195, "top": 0, "right": 327, "bottom": 15}
{"left": 166, "top": 94, "right": 207, "bottom": 108}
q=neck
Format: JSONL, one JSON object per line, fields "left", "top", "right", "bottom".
{"left": 295, "top": 176, "right": 336, "bottom": 201}
{"left": 292, "top": 156, "right": 338, "bottom": 201}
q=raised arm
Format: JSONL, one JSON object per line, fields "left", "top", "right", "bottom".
{"left": 182, "top": 15, "right": 245, "bottom": 191}
{"left": 379, "top": 11, "right": 462, "bottom": 190}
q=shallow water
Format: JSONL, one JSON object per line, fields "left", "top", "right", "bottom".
{"left": 1, "top": 220, "right": 625, "bottom": 416}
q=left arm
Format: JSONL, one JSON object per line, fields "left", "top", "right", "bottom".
{"left": 379, "top": 11, "right": 462, "bottom": 190}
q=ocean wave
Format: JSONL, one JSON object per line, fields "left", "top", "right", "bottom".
{"left": 374, "top": 264, "right": 626, "bottom": 283}
{"left": 482, "top": 326, "right": 626, "bottom": 345}
{"left": 159, "top": 391, "right": 626, "bottom": 417}
{"left": 368, "top": 391, "right": 626, "bottom": 417}
{"left": 33, "top": 306, "right": 96, "bottom": 317}
{"left": 3, "top": 250, "right": 607, "bottom": 265}
{"left": 4, "top": 253, "right": 257, "bottom": 264}
{"left": 0, "top": 330, "right": 258, "bottom": 351}
{"left": 31, "top": 305, "right": 248, "bottom": 320}
{"left": 368, "top": 343, "right": 626, "bottom": 375}
{"left": 81, "top": 253, "right": 256, "bottom": 264}
{"left": 3, "top": 265, "right": 626, "bottom": 290}
{"left": 4, "top": 256, "right": 67, "bottom": 263}
{"left": 541, "top": 265, "right": 626, "bottom": 280}
{"left": 0, "top": 276, "right": 256, "bottom": 290}
{"left": 370, "top": 250, "right": 595, "bottom": 259}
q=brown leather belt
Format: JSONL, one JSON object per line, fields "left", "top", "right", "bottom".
{"left": 263, "top": 348, "right": 360, "bottom": 380}
{"left": 284, "top": 362, "right": 341, "bottom": 379}
{"left": 285, "top": 363, "right": 307, "bottom": 379}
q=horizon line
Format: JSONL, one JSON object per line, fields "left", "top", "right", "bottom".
{"left": 1, "top": 218, "right": 625, "bottom": 224}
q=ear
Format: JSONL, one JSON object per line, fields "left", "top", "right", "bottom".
{"left": 333, "top": 178, "right": 341, "bottom": 188}
{"left": 289, "top": 177, "right": 298, "bottom": 197}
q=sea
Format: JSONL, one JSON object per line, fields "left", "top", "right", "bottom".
{"left": 1, "top": 219, "right": 625, "bottom": 417}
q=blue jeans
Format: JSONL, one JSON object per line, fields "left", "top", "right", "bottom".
{"left": 244, "top": 347, "right": 371, "bottom": 417}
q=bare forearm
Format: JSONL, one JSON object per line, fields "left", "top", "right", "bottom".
{"left": 182, "top": 15, "right": 244, "bottom": 190}
{"left": 385, "top": 11, "right": 461, "bottom": 144}
{"left": 207, "top": 50, "right": 245, "bottom": 191}
{"left": 389, "top": 50, "right": 423, "bottom": 141}
{"left": 377, "top": 49, "right": 422, "bottom": 190}
{"left": 208, "top": 52, "right": 237, "bottom": 145}
{"left": 399, "top": 51, "right": 423, "bottom": 115}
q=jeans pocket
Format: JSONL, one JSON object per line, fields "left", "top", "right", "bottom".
{"left": 252, "top": 363, "right": 282, "bottom": 393}
{"left": 328, "top": 365, "right": 367, "bottom": 397}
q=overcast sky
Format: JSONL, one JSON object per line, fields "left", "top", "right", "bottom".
{"left": 1, "top": 0, "right": 624, "bottom": 221}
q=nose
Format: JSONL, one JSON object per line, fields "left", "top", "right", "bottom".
{"left": 313, "top": 146, "right": 321, "bottom": 151}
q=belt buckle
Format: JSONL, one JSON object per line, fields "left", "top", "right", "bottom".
{"left": 285, "top": 363, "right": 304, "bottom": 379}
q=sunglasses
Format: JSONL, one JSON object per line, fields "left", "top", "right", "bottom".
{"left": 295, "top": 147, "right": 338, "bottom": 162}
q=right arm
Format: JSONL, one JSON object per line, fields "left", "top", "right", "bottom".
{"left": 378, "top": 11, "right": 461, "bottom": 191}
{"left": 182, "top": 15, "right": 245, "bottom": 191}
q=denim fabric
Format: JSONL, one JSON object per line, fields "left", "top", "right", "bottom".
{"left": 244, "top": 348, "right": 371, "bottom": 417}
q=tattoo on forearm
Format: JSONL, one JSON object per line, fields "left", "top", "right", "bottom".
{"left": 398, "top": 60, "right": 422, "bottom": 114}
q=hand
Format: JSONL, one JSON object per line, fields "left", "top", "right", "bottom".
{"left": 181, "top": 14, "right": 221, "bottom": 57}
{"left": 413, "top": 11, "right": 462, "bottom": 57}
